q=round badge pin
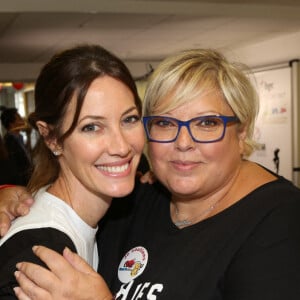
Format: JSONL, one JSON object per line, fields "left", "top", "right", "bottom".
{"left": 118, "top": 246, "right": 149, "bottom": 283}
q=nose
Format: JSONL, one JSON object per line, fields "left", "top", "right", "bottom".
{"left": 174, "top": 125, "right": 195, "bottom": 151}
{"left": 108, "top": 128, "right": 131, "bottom": 157}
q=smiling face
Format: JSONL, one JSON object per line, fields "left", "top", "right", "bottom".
{"left": 55, "top": 76, "right": 145, "bottom": 200}
{"left": 148, "top": 90, "right": 246, "bottom": 201}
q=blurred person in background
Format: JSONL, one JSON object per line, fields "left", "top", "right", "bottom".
{"left": 1, "top": 107, "right": 32, "bottom": 185}
{"left": 0, "top": 134, "right": 20, "bottom": 185}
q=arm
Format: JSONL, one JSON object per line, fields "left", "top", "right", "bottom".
{"left": 0, "top": 228, "right": 78, "bottom": 299}
{"left": 0, "top": 186, "right": 34, "bottom": 236}
{"left": 14, "top": 246, "right": 113, "bottom": 300}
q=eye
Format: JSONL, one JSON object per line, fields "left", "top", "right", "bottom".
{"left": 81, "top": 123, "right": 100, "bottom": 132}
{"left": 122, "top": 114, "right": 141, "bottom": 128}
{"left": 123, "top": 115, "right": 140, "bottom": 124}
{"left": 195, "top": 117, "right": 222, "bottom": 129}
{"left": 152, "top": 118, "right": 177, "bottom": 128}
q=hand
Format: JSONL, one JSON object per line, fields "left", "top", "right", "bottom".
{"left": 14, "top": 245, "right": 113, "bottom": 300}
{"left": 0, "top": 186, "right": 34, "bottom": 236}
{"left": 138, "top": 170, "right": 156, "bottom": 184}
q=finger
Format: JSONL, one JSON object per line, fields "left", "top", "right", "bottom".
{"left": 13, "top": 187, "right": 34, "bottom": 215}
{"left": 0, "top": 186, "right": 33, "bottom": 218}
{"left": 139, "top": 175, "right": 147, "bottom": 183}
{"left": 63, "top": 247, "right": 95, "bottom": 274}
{"left": 139, "top": 170, "right": 156, "bottom": 184}
{"left": 17, "top": 188, "right": 34, "bottom": 204}
{"left": 0, "top": 212, "right": 10, "bottom": 236}
{"left": 14, "top": 286, "right": 32, "bottom": 300}
{"left": 148, "top": 173, "right": 156, "bottom": 184}
{"left": 32, "top": 245, "right": 75, "bottom": 279}
{"left": 15, "top": 270, "right": 50, "bottom": 300}
{"left": 16, "top": 261, "right": 58, "bottom": 292}
{"left": 13, "top": 203, "right": 31, "bottom": 217}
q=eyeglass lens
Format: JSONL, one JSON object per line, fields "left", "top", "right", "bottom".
{"left": 146, "top": 116, "right": 226, "bottom": 142}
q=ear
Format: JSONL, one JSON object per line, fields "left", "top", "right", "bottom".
{"left": 36, "top": 121, "right": 62, "bottom": 155}
{"left": 36, "top": 121, "right": 49, "bottom": 138}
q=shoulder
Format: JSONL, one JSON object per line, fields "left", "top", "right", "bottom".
{"left": 108, "top": 181, "right": 170, "bottom": 217}
{"left": 217, "top": 176, "right": 300, "bottom": 255}
{"left": 253, "top": 176, "right": 300, "bottom": 208}
{"left": 227, "top": 176, "right": 300, "bottom": 254}
{"left": 4, "top": 133, "right": 18, "bottom": 143}
{"left": 0, "top": 228, "right": 77, "bottom": 265}
{"left": 237, "top": 175, "right": 300, "bottom": 227}
{"left": 221, "top": 176, "right": 300, "bottom": 298}
{"left": 258, "top": 178, "right": 300, "bottom": 236}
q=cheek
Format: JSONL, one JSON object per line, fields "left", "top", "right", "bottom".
{"left": 148, "top": 143, "right": 170, "bottom": 169}
{"left": 201, "top": 143, "right": 223, "bottom": 160}
{"left": 211, "top": 133, "right": 242, "bottom": 164}
{"left": 64, "top": 139, "right": 102, "bottom": 164}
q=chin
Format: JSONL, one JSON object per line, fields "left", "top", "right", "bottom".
{"left": 108, "top": 183, "right": 135, "bottom": 198}
{"left": 168, "top": 181, "right": 199, "bottom": 196}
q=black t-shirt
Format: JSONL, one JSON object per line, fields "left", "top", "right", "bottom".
{"left": 98, "top": 176, "right": 300, "bottom": 300}
{"left": 0, "top": 228, "right": 76, "bottom": 299}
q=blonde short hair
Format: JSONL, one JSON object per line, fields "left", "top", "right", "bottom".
{"left": 143, "top": 49, "right": 259, "bottom": 157}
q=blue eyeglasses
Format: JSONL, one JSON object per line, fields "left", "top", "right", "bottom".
{"left": 142, "top": 115, "right": 240, "bottom": 143}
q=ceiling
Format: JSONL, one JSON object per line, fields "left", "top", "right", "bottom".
{"left": 2, "top": 0, "right": 300, "bottom": 80}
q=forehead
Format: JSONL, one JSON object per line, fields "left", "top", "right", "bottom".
{"left": 152, "top": 87, "right": 230, "bottom": 115}
{"left": 149, "top": 75, "right": 222, "bottom": 113}
{"left": 66, "top": 76, "right": 136, "bottom": 122}
{"left": 82, "top": 76, "right": 135, "bottom": 113}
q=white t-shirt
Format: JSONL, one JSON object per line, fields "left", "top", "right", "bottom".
{"left": 0, "top": 186, "right": 99, "bottom": 270}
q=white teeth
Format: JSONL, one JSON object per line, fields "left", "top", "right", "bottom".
{"left": 97, "top": 163, "right": 129, "bottom": 173}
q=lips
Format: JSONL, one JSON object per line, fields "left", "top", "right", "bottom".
{"left": 171, "top": 160, "right": 199, "bottom": 171}
{"left": 172, "top": 160, "right": 198, "bottom": 166}
{"left": 97, "top": 163, "right": 130, "bottom": 173}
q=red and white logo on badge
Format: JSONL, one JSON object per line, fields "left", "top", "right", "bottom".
{"left": 118, "top": 246, "right": 148, "bottom": 283}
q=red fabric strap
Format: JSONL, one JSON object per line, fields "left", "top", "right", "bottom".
{"left": 0, "top": 184, "right": 16, "bottom": 190}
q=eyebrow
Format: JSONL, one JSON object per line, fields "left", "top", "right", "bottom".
{"left": 122, "top": 106, "right": 140, "bottom": 116}
{"left": 164, "top": 111, "right": 221, "bottom": 118}
{"left": 78, "top": 106, "right": 139, "bottom": 123}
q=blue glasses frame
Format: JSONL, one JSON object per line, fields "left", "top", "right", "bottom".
{"left": 142, "top": 115, "right": 240, "bottom": 143}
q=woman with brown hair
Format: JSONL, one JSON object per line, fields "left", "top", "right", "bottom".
{"left": 0, "top": 44, "right": 144, "bottom": 299}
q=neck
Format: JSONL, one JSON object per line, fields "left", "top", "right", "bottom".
{"left": 48, "top": 177, "right": 112, "bottom": 228}
{"left": 171, "top": 194, "right": 223, "bottom": 228}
